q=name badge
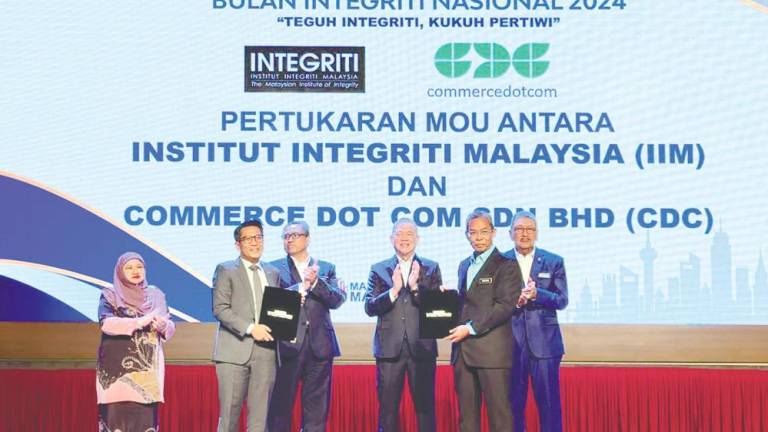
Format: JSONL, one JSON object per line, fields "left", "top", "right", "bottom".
{"left": 538, "top": 272, "right": 551, "bottom": 278}
{"left": 479, "top": 277, "right": 493, "bottom": 284}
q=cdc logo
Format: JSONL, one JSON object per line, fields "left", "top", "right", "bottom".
{"left": 434, "top": 43, "right": 549, "bottom": 79}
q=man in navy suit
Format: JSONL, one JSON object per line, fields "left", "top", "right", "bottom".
{"left": 266, "top": 221, "right": 347, "bottom": 432}
{"left": 446, "top": 210, "right": 522, "bottom": 432}
{"left": 364, "top": 218, "right": 443, "bottom": 432}
{"left": 505, "top": 211, "right": 568, "bottom": 432}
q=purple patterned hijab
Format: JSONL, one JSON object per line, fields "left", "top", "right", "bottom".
{"left": 103, "top": 252, "right": 168, "bottom": 317}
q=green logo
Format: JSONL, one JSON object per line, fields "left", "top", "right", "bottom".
{"left": 435, "top": 42, "right": 549, "bottom": 79}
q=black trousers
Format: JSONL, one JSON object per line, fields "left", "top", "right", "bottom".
{"left": 267, "top": 337, "right": 333, "bottom": 432}
{"left": 454, "top": 350, "right": 513, "bottom": 432}
{"left": 375, "top": 341, "right": 436, "bottom": 432}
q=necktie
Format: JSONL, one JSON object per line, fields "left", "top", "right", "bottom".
{"left": 249, "top": 264, "right": 264, "bottom": 322}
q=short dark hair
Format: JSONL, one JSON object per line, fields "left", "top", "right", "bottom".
{"left": 234, "top": 219, "right": 263, "bottom": 241}
{"left": 465, "top": 209, "right": 494, "bottom": 233}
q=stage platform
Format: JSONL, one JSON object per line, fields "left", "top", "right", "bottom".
{"left": 2, "top": 322, "right": 767, "bottom": 431}
{"left": 2, "top": 364, "right": 767, "bottom": 431}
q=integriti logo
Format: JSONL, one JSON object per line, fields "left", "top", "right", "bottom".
{"left": 434, "top": 43, "right": 550, "bottom": 79}
{"left": 245, "top": 46, "right": 365, "bottom": 93}
{"left": 251, "top": 49, "right": 360, "bottom": 74}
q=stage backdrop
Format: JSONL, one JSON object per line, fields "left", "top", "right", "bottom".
{"left": 2, "top": 1, "right": 767, "bottom": 326}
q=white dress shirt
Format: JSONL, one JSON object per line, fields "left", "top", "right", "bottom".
{"left": 514, "top": 247, "right": 536, "bottom": 284}
{"left": 242, "top": 258, "right": 268, "bottom": 335}
{"left": 389, "top": 255, "right": 413, "bottom": 301}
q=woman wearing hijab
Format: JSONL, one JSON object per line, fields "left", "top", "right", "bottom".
{"left": 96, "top": 252, "right": 175, "bottom": 432}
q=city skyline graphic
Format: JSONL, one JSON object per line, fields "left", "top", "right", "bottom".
{"left": 568, "top": 225, "right": 768, "bottom": 324}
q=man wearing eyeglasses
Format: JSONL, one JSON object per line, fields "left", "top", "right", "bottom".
{"left": 446, "top": 210, "right": 522, "bottom": 432}
{"left": 364, "top": 218, "right": 443, "bottom": 432}
{"left": 505, "top": 211, "right": 568, "bottom": 432}
{"left": 212, "top": 219, "right": 282, "bottom": 432}
{"left": 267, "top": 221, "right": 347, "bottom": 432}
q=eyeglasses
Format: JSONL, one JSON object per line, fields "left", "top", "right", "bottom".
{"left": 239, "top": 235, "right": 264, "bottom": 243}
{"left": 513, "top": 227, "right": 537, "bottom": 234}
{"left": 467, "top": 230, "right": 493, "bottom": 238}
{"left": 282, "top": 233, "right": 307, "bottom": 240}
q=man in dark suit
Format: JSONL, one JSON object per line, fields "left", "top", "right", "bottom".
{"left": 212, "top": 219, "right": 281, "bottom": 432}
{"left": 267, "top": 221, "right": 347, "bottom": 432}
{"left": 446, "top": 210, "right": 522, "bottom": 432}
{"left": 364, "top": 218, "right": 443, "bottom": 432}
{"left": 505, "top": 211, "right": 568, "bottom": 432}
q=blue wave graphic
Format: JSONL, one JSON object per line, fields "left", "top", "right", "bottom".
{"left": 0, "top": 172, "right": 213, "bottom": 321}
{"left": 0, "top": 274, "right": 91, "bottom": 322}
{"left": 0, "top": 263, "right": 100, "bottom": 321}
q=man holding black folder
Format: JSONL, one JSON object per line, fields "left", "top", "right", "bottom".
{"left": 446, "top": 210, "right": 522, "bottom": 432}
{"left": 267, "top": 221, "right": 347, "bottom": 432}
{"left": 212, "top": 219, "right": 281, "bottom": 432}
{"left": 364, "top": 218, "right": 443, "bottom": 432}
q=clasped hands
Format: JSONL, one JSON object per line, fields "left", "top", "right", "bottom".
{"left": 516, "top": 277, "right": 537, "bottom": 307}
{"left": 300, "top": 260, "right": 321, "bottom": 305}
{"left": 137, "top": 313, "right": 170, "bottom": 333}
{"left": 391, "top": 261, "right": 421, "bottom": 298}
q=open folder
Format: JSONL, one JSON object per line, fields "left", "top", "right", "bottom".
{"left": 419, "top": 290, "right": 460, "bottom": 339}
{"left": 258, "top": 286, "right": 301, "bottom": 341}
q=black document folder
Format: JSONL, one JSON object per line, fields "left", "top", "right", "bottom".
{"left": 258, "top": 286, "right": 301, "bottom": 341}
{"left": 419, "top": 290, "right": 460, "bottom": 339}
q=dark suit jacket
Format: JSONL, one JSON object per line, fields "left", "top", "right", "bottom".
{"left": 364, "top": 255, "right": 443, "bottom": 360}
{"left": 504, "top": 248, "right": 568, "bottom": 358}
{"left": 212, "top": 257, "right": 281, "bottom": 365}
{"left": 270, "top": 256, "right": 346, "bottom": 360}
{"left": 451, "top": 248, "right": 522, "bottom": 368}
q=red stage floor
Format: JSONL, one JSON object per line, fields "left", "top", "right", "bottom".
{"left": 1, "top": 365, "right": 767, "bottom": 431}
